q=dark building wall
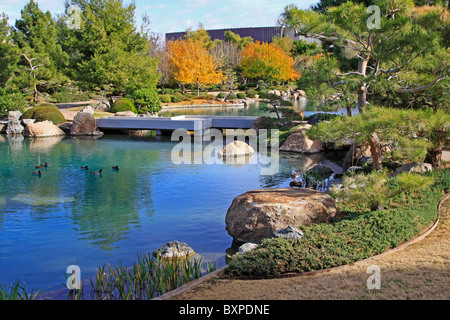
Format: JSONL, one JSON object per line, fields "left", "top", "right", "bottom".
{"left": 165, "top": 26, "right": 319, "bottom": 44}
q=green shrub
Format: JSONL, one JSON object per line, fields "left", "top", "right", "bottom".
{"left": 110, "top": 98, "right": 137, "bottom": 114}
{"left": 133, "top": 89, "right": 161, "bottom": 114}
{"left": 225, "top": 168, "right": 447, "bottom": 277}
{"left": 228, "top": 94, "right": 238, "bottom": 100}
{"left": 246, "top": 90, "right": 258, "bottom": 98}
{"left": 20, "top": 103, "right": 66, "bottom": 124}
{"left": 160, "top": 94, "right": 172, "bottom": 104}
{"left": 163, "top": 88, "right": 174, "bottom": 95}
{"left": 218, "top": 92, "right": 227, "bottom": 99}
{"left": 204, "top": 94, "right": 216, "bottom": 100}
{"left": 170, "top": 94, "right": 182, "bottom": 103}
{"left": 0, "top": 89, "right": 29, "bottom": 117}
{"left": 237, "top": 93, "right": 246, "bottom": 99}
{"left": 392, "top": 172, "right": 435, "bottom": 193}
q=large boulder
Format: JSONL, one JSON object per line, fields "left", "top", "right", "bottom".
{"left": 280, "top": 125, "right": 324, "bottom": 154}
{"left": 225, "top": 188, "right": 338, "bottom": 243}
{"left": 23, "top": 121, "right": 66, "bottom": 137}
{"left": 219, "top": 141, "right": 255, "bottom": 158}
{"left": 70, "top": 112, "right": 102, "bottom": 136}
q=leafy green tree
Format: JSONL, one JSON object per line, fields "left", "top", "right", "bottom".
{"left": 0, "top": 13, "right": 19, "bottom": 87}
{"left": 58, "top": 0, "right": 159, "bottom": 94}
{"left": 133, "top": 88, "right": 161, "bottom": 114}
{"left": 11, "top": 0, "right": 68, "bottom": 98}
{"left": 307, "top": 106, "right": 450, "bottom": 169}
{"left": 224, "top": 30, "right": 254, "bottom": 49}
{"left": 279, "top": 1, "right": 449, "bottom": 112}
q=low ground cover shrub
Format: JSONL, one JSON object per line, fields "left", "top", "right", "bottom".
{"left": 21, "top": 103, "right": 66, "bottom": 124}
{"left": 110, "top": 98, "right": 137, "bottom": 114}
{"left": 225, "top": 169, "right": 447, "bottom": 277}
{"left": 237, "top": 93, "right": 246, "bottom": 99}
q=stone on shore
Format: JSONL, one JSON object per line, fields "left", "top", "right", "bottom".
{"left": 272, "top": 226, "right": 304, "bottom": 240}
{"left": 280, "top": 125, "right": 324, "bottom": 154}
{"left": 24, "top": 121, "right": 66, "bottom": 137}
{"left": 225, "top": 188, "right": 338, "bottom": 243}
{"left": 391, "top": 161, "right": 433, "bottom": 177}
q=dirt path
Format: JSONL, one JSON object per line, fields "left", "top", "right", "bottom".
{"left": 165, "top": 195, "right": 449, "bottom": 300}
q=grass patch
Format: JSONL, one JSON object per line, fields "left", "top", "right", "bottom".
{"left": 225, "top": 168, "right": 448, "bottom": 277}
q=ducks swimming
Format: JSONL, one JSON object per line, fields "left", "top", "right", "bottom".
{"left": 90, "top": 169, "right": 103, "bottom": 175}
{"left": 80, "top": 166, "right": 89, "bottom": 170}
{"left": 112, "top": 166, "right": 119, "bottom": 171}
{"left": 32, "top": 170, "right": 42, "bottom": 176}
{"left": 35, "top": 162, "right": 51, "bottom": 169}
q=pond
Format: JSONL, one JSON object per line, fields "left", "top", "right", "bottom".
{"left": 0, "top": 133, "right": 346, "bottom": 294}
{"left": 158, "top": 99, "right": 357, "bottom": 118}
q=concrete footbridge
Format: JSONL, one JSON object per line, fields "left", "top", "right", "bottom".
{"left": 96, "top": 115, "right": 259, "bottom": 135}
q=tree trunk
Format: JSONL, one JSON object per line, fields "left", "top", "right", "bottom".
{"left": 369, "top": 132, "right": 383, "bottom": 171}
{"left": 357, "top": 58, "right": 369, "bottom": 113}
{"left": 197, "top": 84, "right": 200, "bottom": 97}
{"left": 425, "top": 147, "right": 443, "bottom": 168}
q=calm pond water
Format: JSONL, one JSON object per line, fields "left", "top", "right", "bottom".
{"left": 0, "top": 133, "right": 345, "bottom": 294}
{"left": 158, "top": 99, "right": 356, "bottom": 118}
{"left": 0, "top": 101, "right": 351, "bottom": 294}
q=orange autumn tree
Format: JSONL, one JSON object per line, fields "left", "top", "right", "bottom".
{"left": 167, "top": 38, "right": 224, "bottom": 96}
{"left": 241, "top": 41, "right": 300, "bottom": 83}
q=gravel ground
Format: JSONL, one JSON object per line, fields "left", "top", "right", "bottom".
{"left": 165, "top": 194, "right": 450, "bottom": 300}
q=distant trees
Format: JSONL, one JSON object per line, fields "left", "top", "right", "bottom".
{"left": 12, "top": 0, "right": 68, "bottom": 98}
{"left": 279, "top": 0, "right": 449, "bottom": 112}
{"left": 167, "top": 39, "right": 224, "bottom": 96}
{"left": 0, "top": 13, "right": 18, "bottom": 86}
{"left": 57, "top": 0, "right": 159, "bottom": 94}
{"left": 241, "top": 42, "right": 301, "bottom": 83}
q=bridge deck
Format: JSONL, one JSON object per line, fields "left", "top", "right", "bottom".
{"left": 96, "top": 115, "right": 259, "bottom": 132}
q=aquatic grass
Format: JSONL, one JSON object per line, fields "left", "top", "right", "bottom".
{"left": 0, "top": 281, "right": 43, "bottom": 300}
{"left": 73, "top": 250, "right": 213, "bottom": 300}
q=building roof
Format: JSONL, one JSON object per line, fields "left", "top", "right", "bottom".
{"left": 165, "top": 26, "right": 319, "bottom": 44}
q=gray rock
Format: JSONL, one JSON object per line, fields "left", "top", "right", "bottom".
{"left": 82, "top": 106, "right": 95, "bottom": 115}
{"left": 6, "top": 120, "right": 24, "bottom": 135}
{"left": 22, "top": 119, "right": 36, "bottom": 126}
{"left": 272, "top": 226, "right": 304, "bottom": 240}
{"left": 238, "top": 243, "right": 258, "bottom": 254}
{"left": 152, "top": 240, "right": 195, "bottom": 259}
{"left": 392, "top": 161, "right": 432, "bottom": 177}
{"left": 7, "top": 111, "right": 22, "bottom": 122}
{"left": 346, "top": 166, "right": 364, "bottom": 174}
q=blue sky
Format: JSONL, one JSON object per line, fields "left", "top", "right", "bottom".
{"left": 0, "top": 0, "right": 318, "bottom": 35}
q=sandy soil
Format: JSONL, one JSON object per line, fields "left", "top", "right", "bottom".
{"left": 165, "top": 195, "right": 450, "bottom": 300}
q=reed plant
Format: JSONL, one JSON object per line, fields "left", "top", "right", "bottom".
{"left": 77, "top": 250, "right": 214, "bottom": 300}
{"left": 0, "top": 280, "right": 43, "bottom": 300}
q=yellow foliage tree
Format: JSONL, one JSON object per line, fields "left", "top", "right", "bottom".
{"left": 167, "top": 39, "right": 224, "bottom": 96}
{"left": 241, "top": 41, "right": 301, "bottom": 83}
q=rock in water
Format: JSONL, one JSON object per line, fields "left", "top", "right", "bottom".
{"left": 70, "top": 112, "right": 102, "bottom": 136}
{"left": 219, "top": 141, "right": 255, "bottom": 158}
{"left": 225, "top": 188, "right": 338, "bottom": 243}
{"left": 153, "top": 240, "right": 195, "bottom": 259}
